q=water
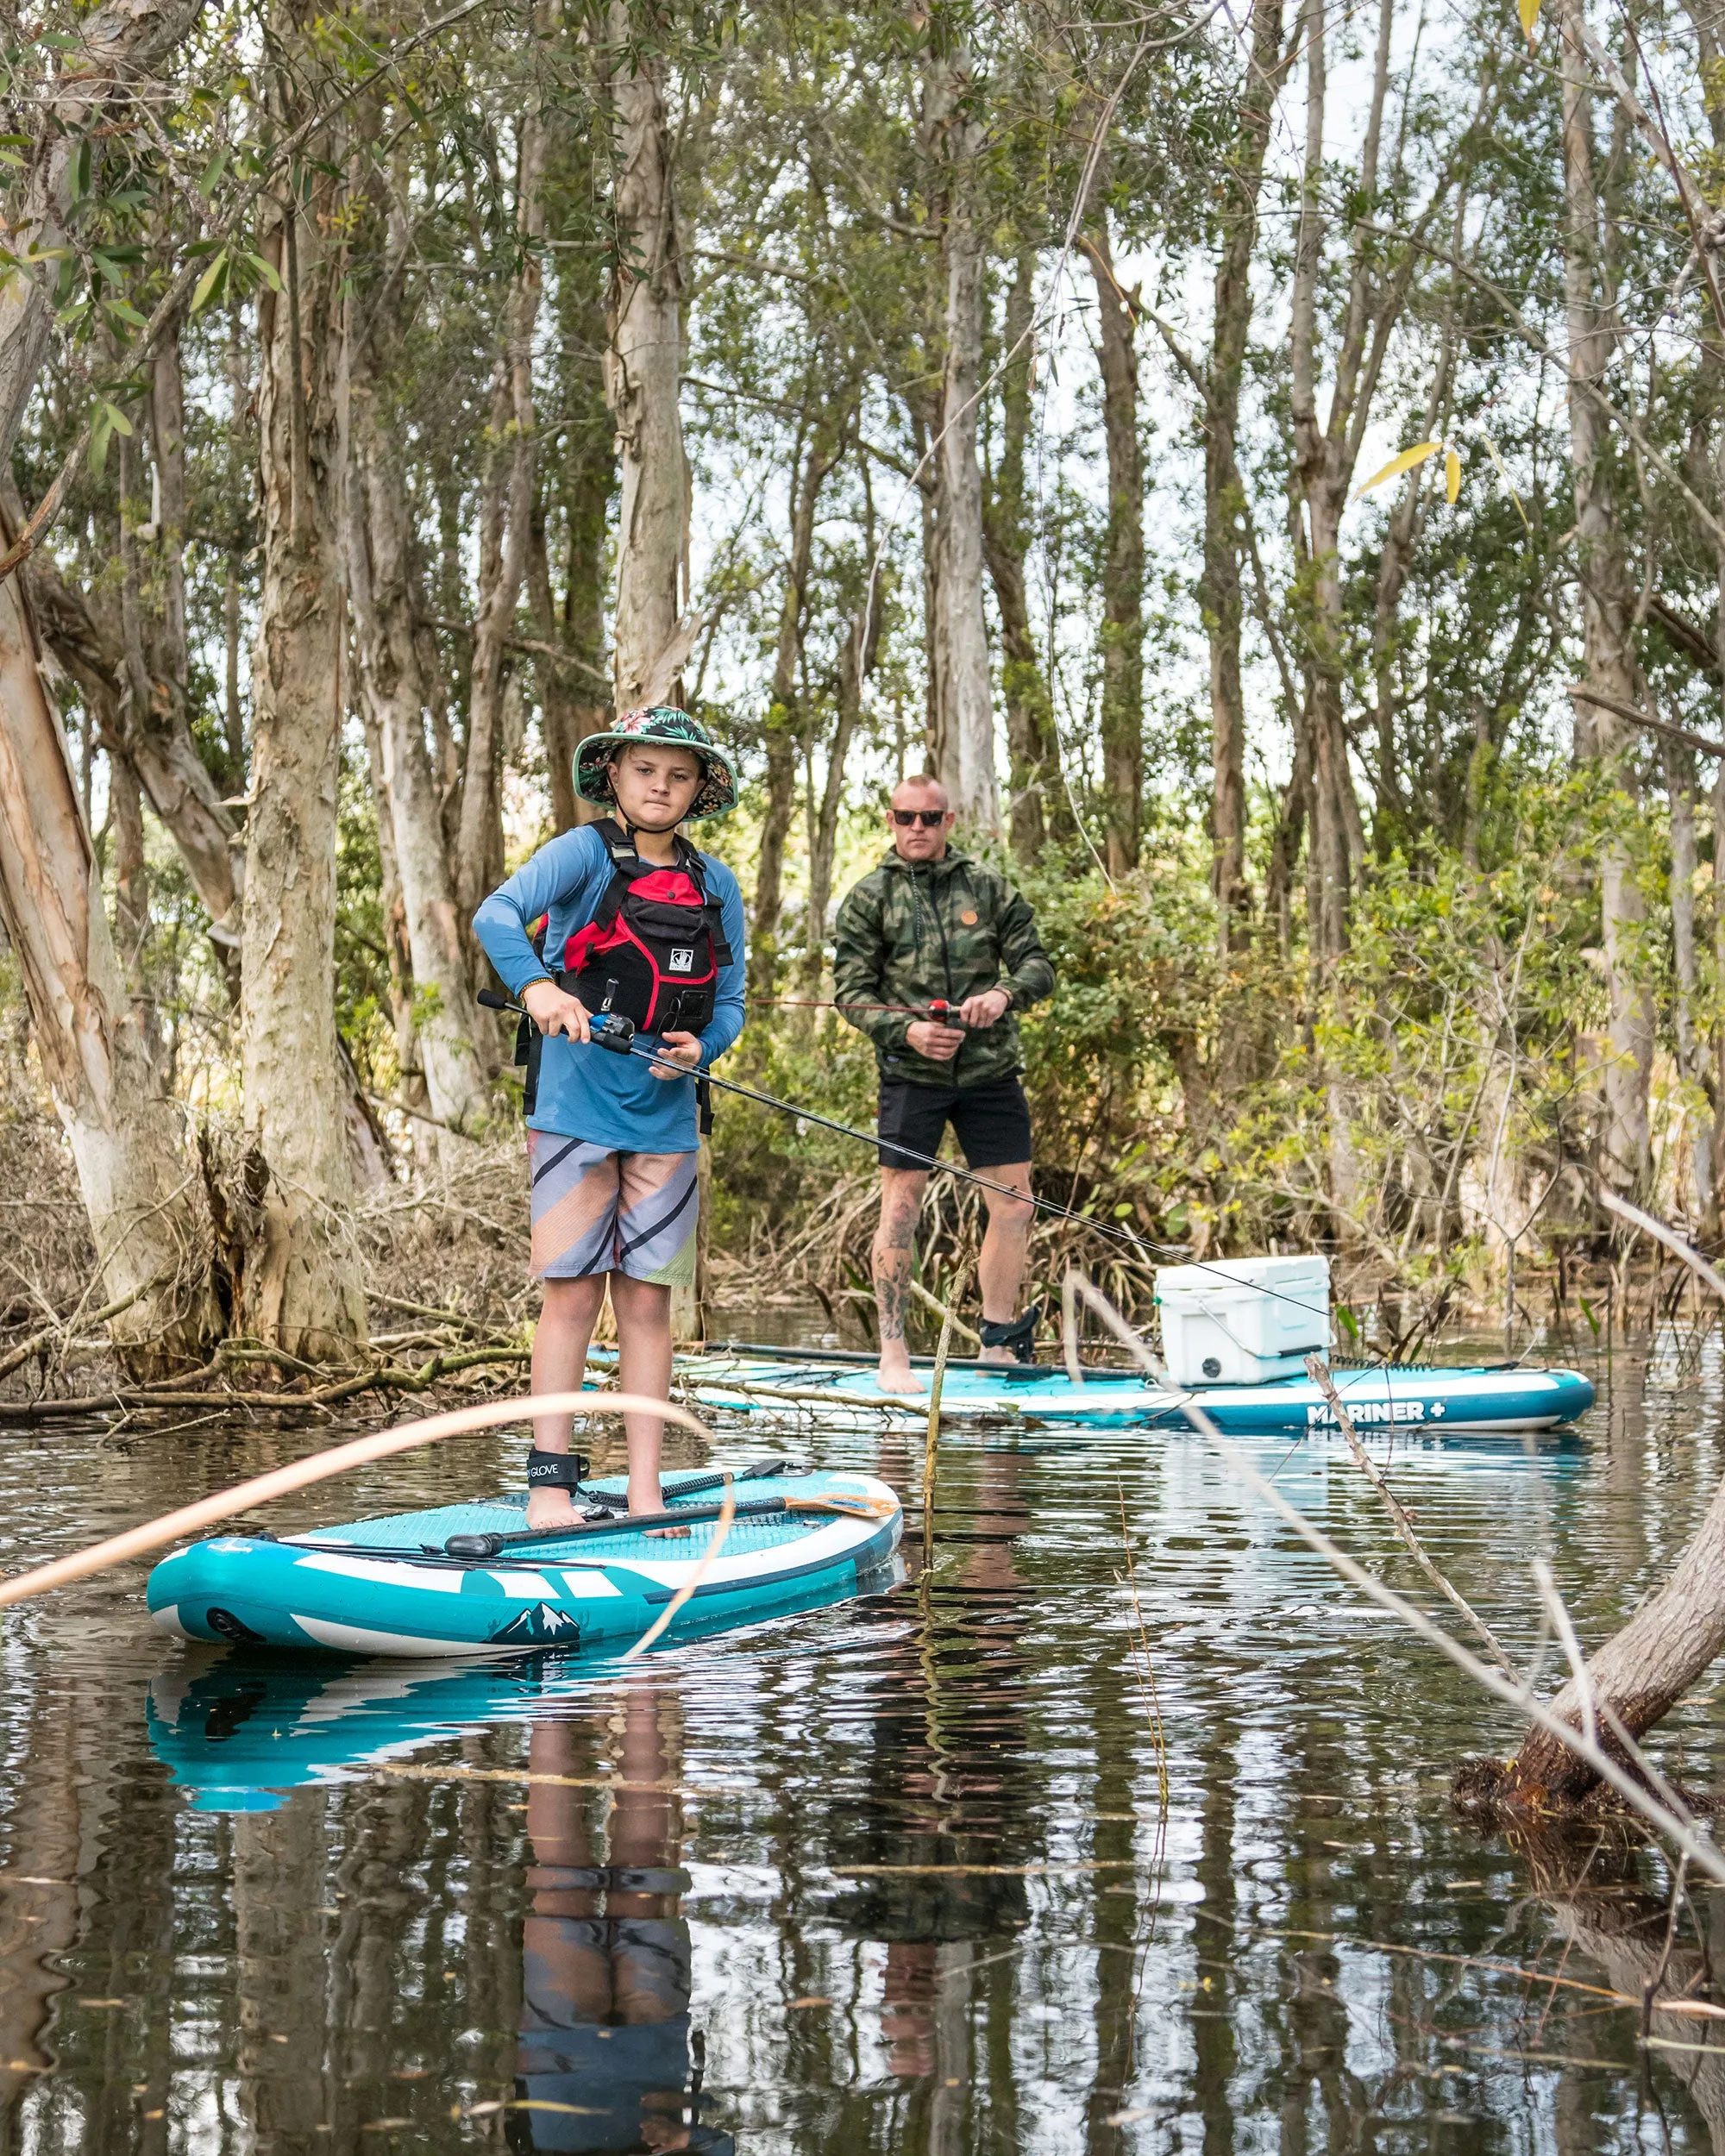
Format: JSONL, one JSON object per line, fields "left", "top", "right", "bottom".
{"left": 0, "top": 1330, "right": 1722, "bottom": 2151}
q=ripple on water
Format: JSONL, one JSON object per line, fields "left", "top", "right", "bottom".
{"left": 0, "top": 1334, "right": 1722, "bottom": 2147}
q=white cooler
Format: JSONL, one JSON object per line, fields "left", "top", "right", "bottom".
{"left": 1154, "top": 1255, "right": 1332, "bottom": 1387}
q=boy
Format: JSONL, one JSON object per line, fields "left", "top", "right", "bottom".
{"left": 474, "top": 708, "right": 745, "bottom": 1527}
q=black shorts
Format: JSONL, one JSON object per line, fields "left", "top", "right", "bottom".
{"left": 876, "top": 1074, "right": 1033, "bottom": 1174}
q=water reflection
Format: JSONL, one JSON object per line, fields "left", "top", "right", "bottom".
{"left": 9, "top": 1338, "right": 1725, "bottom": 2148}
{"left": 515, "top": 1691, "right": 722, "bottom": 2153}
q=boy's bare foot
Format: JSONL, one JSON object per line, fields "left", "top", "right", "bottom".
{"left": 525, "top": 1489, "right": 578, "bottom": 1533}
{"left": 644, "top": 1524, "right": 693, "bottom": 1539}
{"left": 875, "top": 1351, "right": 924, "bottom": 1395}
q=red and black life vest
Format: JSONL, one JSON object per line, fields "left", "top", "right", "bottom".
{"left": 555, "top": 818, "right": 732, "bottom": 1037}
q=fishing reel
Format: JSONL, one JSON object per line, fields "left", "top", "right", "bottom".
{"left": 591, "top": 1012, "right": 637, "bottom": 1055}
{"left": 925, "top": 999, "right": 969, "bottom": 1029}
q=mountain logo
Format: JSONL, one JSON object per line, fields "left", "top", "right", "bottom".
{"left": 491, "top": 1603, "right": 582, "bottom": 1647}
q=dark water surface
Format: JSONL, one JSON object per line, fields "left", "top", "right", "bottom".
{"left": 0, "top": 1330, "right": 1722, "bottom": 2152}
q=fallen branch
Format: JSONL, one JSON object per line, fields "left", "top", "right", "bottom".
{"left": 0, "top": 1344, "right": 532, "bottom": 1421}
{"left": 0, "top": 1273, "right": 166, "bottom": 1382}
{"left": 1596, "top": 1188, "right": 1725, "bottom": 1304}
{"left": 0, "top": 1388, "right": 715, "bottom": 1608}
{"left": 908, "top": 1280, "right": 982, "bottom": 1349}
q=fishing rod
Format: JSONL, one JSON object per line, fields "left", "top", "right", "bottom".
{"left": 479, "top": 992, "right": 1346, "bottom": 1344}
{"left": 478, "top": 987, "right": 1170, "bottom": 1266}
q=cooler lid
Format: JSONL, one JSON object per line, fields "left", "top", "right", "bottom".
{"left": 1154, "top": 1255, "right": 1331, "bottom": 1298}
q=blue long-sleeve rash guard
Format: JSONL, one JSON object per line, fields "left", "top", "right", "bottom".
{"left": 473, "top": 824, "right": 748, "bottom": 1154}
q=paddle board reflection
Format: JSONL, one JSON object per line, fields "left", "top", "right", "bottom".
{"left": 512, "top": 1688, "right": 729, "bottom": 2153}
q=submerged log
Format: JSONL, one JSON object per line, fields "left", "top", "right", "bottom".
{"left": 1458, "top": 1463, "right": 1725, "bottom": 1814}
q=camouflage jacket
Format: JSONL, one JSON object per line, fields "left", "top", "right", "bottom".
{"left": 831, "top": 849, "right": 1055, "bottom": 1088}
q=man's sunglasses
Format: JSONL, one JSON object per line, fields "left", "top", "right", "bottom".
{"left": 891, "top": 808, "right": 947, "bottom": 827}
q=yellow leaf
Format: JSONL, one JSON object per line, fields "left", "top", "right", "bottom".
{"left": 1445, "top": 448, "right": 1461, "bottom": 504}
{"left": 1352, "top": 442, "right": 1441, "bottom": 499}
{"left": 190, "top": 250, "right": 227, "bottom": 316}
{"left": 1519, "top": 0, "right": 1540, "bottom": 39}
{"left": 1478, "top": 430, "right": 1532, "bottom": 530}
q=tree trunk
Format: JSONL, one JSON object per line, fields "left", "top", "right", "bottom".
{"left": 924, "top": 34, "right": 999, "bottom": 837}
{"left": 455, "top": 114, "right": 546, "bottom": 925}
{"left": 241, "top": 64, "right": 367, "bottom": 1357}
{"left": 347, "top": 379, "right": 492, "bottom": 1137}
{"left": 1477, "top": 1459, "right": 1725, "bottom": 1808}
{"left": 1556, "top": 0, "right": 1653, "bottom": 1195}
{"left": 753, "top": 423, "right": 836, "bottom": 995}
{"left": 0, "top": 563, "right": 215, "bottom": 1367}
{"left": 1081, "top": 218, "right": 1144, "bottom": 876}
{"left": 18, "top": 492, "right": 243, "bottom": 958}
{"left": 603, "top": 0, "right": 689, "bottom": 714}
{"left": 147, "top": 313, "right": 191, "bottom": 706}
{"left": 982, "top": 245, "right": 1063, "bottom": 863}
{"left": 1665, "top": 741, "right": 1715, "bottom": 1222}
{"left": 1201, "top": 0, "right": 1287, "bottom": 951}
{"left": 806, "top": 523, "right": 883, "bottom": 982}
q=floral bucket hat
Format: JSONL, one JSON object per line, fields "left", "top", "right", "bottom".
{"left": 573, "top": 708, "right": 738, "bottom": 819}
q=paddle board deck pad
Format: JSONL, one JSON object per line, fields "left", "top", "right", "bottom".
{"left": 147, "top": 1466, "right": 900, "bottom": 1659}
{"left": 672, "top": 1354, "right": 1595, "bottom": 1434}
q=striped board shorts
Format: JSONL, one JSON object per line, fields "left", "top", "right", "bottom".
{"left": 528, "top": 1133, "right": 699, "bottom": 1288}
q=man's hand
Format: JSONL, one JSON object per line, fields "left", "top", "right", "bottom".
{"left": 522, "top": 978, "right": 592, "bottom": 1042}
{"left": 906, "top": 1018, "right": 965, "bottom": 1062}
{"left": 958, "top": 987, "right": 1011, "bottom": 1029}
{"left": 650, "top": 1029, "right": 703, "bottom": 1078}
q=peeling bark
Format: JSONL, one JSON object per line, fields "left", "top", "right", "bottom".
{"left": 603, "top": 0, "right": 688, "bottom": 714}
{"left": 241, "top": 38, "right": 367, "bottom": 1356}
{"left": 1557, "top": 0, "right": 1653, "bottom": 1195}
{"left": 347, "top": 364, "right": 492, "bottom": 1136}
{"left": 923, "top": 32, "right": 998, "bottom": 837}
{"left": 982, "top": 245, "right": 1063, "bottom": 865}
{"left": 0, "top": 557, "right": 215, "bottom": 1366}
{"left": 1081, "top": 216, "right": 1144, "bottom": 876}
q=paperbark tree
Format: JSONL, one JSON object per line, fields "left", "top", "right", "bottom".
{"left": 347, "top": 357, "right": 493, "bottom": 1136}
{"left": 1080, "top": 214, "right": 1144, "bottom": 875}
{"left": 603, "top": 0, "right": 690, "bottom": 715}
{"left": 454, "top": 112, "right": 547, "bottom": 925}
{"left": 0, "top": 563, "right": 216, "bottom": 1363}
{"left": 1193, "top": 0, "right": 1289, "bottom": 947}
{"left": 982, "top": 244, "right": 1064, "bottom": 863}
{"left": 923, "top": 27, "right": 1000, "bottom": 837}
{"left": 1555, "top": 0, "right": 1653, "bottom": 1197}
{"left": 754, "top": 419, "right": 840, "bottom": 994}
{"left": 0, "top": 0, "right": 217, "bottom": 1366}
{"left": 241, "top": 36, "right": 367, "bottom": 1355}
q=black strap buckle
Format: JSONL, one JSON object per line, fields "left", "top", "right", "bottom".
{"left": 978, "top": 1305, "right": 1041, "bottom": 1363}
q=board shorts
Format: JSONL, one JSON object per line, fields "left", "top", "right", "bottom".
{"left": 876, "top": 1072, "right": 1033, "bottom": 1174}
{"left": 529, "top": 1132, "right": 698, "bottom": 1288}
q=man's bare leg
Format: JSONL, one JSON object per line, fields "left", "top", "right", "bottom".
{"left": 610, "top": 1274, "right": 672, "bottom": 1514}
{"left": 528, "top": 1273, "right": 609, "bottom": 1531}
{"left": 873, "top": 1167, "right": 930, "bottom": 1392}
{"left": 977, "top": 1163, "right": 1034, "bottom": 1363}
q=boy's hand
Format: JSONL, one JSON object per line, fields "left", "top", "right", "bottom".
{"left": 650, "top": 1030, "right": 702, "bottom": 1078}
{"left": 522, "top": 978, "right": 592, "bottom": 1042}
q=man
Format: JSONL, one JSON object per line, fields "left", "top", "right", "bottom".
{"left": 833, "top": 774, "right": 1055, "bottom": 1394}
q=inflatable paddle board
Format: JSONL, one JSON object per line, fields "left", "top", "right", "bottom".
{"left": 675, "top": 1351, "right": 1595, "bottom": 1434}
{"left": 147, "top": 1460, "right": 900, "bottom": 1659}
